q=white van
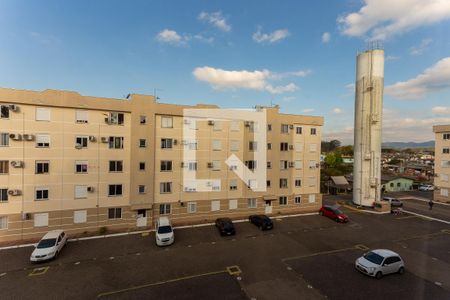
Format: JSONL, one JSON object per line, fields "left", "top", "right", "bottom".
{"left": 155, "top": 216, "right": 174, "bottom": 246}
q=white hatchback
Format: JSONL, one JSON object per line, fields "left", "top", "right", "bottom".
{"left": 355, "top": 249, "right": 405, "bottom": 279}
{"left": 155, "top": 217, "right": 174, "bottom": 246}
{"left": 30, "top": 230, "right": 67, "bottom": 262}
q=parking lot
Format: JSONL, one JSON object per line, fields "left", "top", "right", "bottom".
{"left": 0, "top": 195, "right": 449, "bottom": 300}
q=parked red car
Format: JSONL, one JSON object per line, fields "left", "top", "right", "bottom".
{"left": 319, "top": 205, "right": 349, "bottom": 223}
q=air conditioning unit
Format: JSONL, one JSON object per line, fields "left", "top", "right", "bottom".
{"left": 9, "top": 133, "right": 22, "bottom": 141}
{"left": 212, "top": 186, "right": 220, "bottom": 191}
{"left": 289, "top": 125, "right": 294, "bottom": 129}
{"left": 22, "top": 213, "right": 31, "bottom": 220}
{"left": 207, "top": 162, "right": 213, "bottom": 168}
{"left": 208, "top": 120, "right": 215, "bottom": 126}
{"left": 8, "top": 104, "right": 19, "bottom": 112}
{"left": 75, "top": 143, "right": 83, "bottom": 149}
{"left": 11, "top": 160, "right": 24, "bottom": 168}
{"left": 289, "top": 162, "right": 295, "bottom": 168}
{"left": 89, "top": 136, "right": 96, "bottom": 142}
{"left": 101, "top": 137, "right": 109, "bottom": 143}
{"left": 289, "top": 145, "right": 294, "bottom": 150}
{"left": 104, "top": 117, "right": 112, "bottom": 124}
{"left": 76, "top": 119, "right": 88, "bottom": 124}
{"left": 8, "top": 189, "right": 21, "bottom": 196}
{"left": 173, "top": 139, "right": 178, "bottom": 145}
{"left": 23, "top": 134, "right": 35, "bottom": 141}
{"left": 87, "top": 186, "right": 95, "bottom": 192}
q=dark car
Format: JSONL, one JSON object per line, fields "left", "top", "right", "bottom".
{"left": 319, "top": 205, "right": 349, "bottom": 223}
{"left": 249, "top": 215, "right": 273, "bottom": 230}
{"left": 215, "top": 218, "right": 236, "bottom": 236}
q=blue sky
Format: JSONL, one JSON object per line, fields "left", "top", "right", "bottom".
{"left": 1, "top": 0, "right": 450, "bottom": 144}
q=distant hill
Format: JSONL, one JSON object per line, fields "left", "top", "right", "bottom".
{"left": 382, "top": 141, "right": 435, "bottom": 149}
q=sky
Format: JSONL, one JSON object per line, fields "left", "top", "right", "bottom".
{"left": 1, "top": 0, "right": 450, "bottom": 144}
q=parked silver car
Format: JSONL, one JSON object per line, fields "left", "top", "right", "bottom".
{"left": 355, "top": 249, "right": 405, "bottom": 279}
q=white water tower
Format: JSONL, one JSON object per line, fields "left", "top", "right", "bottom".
{"left": 353, "top": 43, "right": 384, "bottom": 207}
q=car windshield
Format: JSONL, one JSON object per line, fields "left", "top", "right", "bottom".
{"left": 223, "top": 222, "right": 234, "bottom": 229}
{"left": 157, "top": 225, "right": 172, "bottom": 234}
{"left": 37, "top": 238, "right": 57, "bottom": 249}
{"left": 363, "top": 252, "right": 384, "bottom": 265}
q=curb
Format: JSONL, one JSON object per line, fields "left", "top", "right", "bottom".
{"left": 400, "top": 209, "right": 450, "bottom": 225}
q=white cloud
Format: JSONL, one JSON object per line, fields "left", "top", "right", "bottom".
{"left": 302, "top": 108, "right": 315, "bottom": 113}
{"left": 385, "top": 57, "right": 450, "bottom": 99}
{"left": 332, "top": 108, "right": 343, "bottom": 114}
{"left": 432, "top": 106, "right": 450, "bottom": 115}
{"left": 193, "top": 34, "right": 214, "bottom": 44}
{"left": 198, "top": 11, "right": 231, "bottom": 32}
{"left": 156, "top": 29, "right": 185, "bottom": 45}
{"left": 338, "top": 0, "right": 450, "bottom": 40}
{"left": 193, "top": 66, "right": 309, "bottom": 94}
{"left": 253, "top": 27, "right": 290, "bottom": 44}
{"left": 322, "top": 32, "right": 331, "bottom": 43}
{"left": 270, "top": 69, "right": 311, "bottom": 80}
{"left": 410, "top": 38, "right": 432, "bottom": 55}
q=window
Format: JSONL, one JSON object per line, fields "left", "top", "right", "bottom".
{"left": 35, "top": 188, "right": 49, "bottom": 200}
{"left": 441, "top": 189, "right": 449, "bottom": 197}
{"left": 441, "top": 174, "right": 449, "bottom": 182}
{"left": 267, "top": 124, "right": 272, "bottom": 131}
{"left": 281, "top": 124, "right": 289, "bottom": 133}
{"left": 188, "top": 141, "right": 198, "bottom": 150}
{"left": 140, "top": 115, "right": 146, "bottom": 124}
{"left": 229, "top": 199, "right": 238, "bottom": 210}
{"left": 295, "top": 160, "right": 303, "bottom": 169}
{"left": 188, "top": 161, "right": 197, "bottom": 171}
{"left": 309, "top": 144, "right": 317, "bottom": 152}
{"left": 443, "top": 148, "right": 450, "bottom": 154}
{"left": 279, "top": 196, "right": 288, "bottom": 205}
{"left": 248, "top": 198, "right": 257, "bottom": 208}
{"left": 280, "top": 160, "right": 289, "bottom": 170}
{"left": 109, "top": 136, "right": 124, "bottom": 149}
{"left": 212, "top": 160, "right": 221, "bottom": 171}
{"left": 280, "top": 178, "right": 288, "bottom": 188}
{"left": 139, "top": 139, "right": 146, "bottom": 148}
{"left": 75, "top": 110, "right": 88, "bottom": 123}
{"left": 309, "top": 160, "right": 317, "bottom": 169}
{"left": 295, "top": 142, "right": 303, "bottom": 152}
{"left": 0, "top": 189, "right": 8, "bottom": 202}
{"left": 75, "top": 161, "right": 88, "bottom": 173}
{"left": 309, "top": 194, "right": 316, "bottom": 203}
{"left": 295, "top": 196, "right": 301, "bottom": 204}
{"left": 245, "top": 160, "right": 257, "bottom": 170}
{"left": 108, "top": 184, "right": 123, "bottom": 196}
{"left": 267, "top": 143, "right": 272, "bottom": 150}
{"left": 249, "top": 141, "right": 257, "bottom": 151}
{"left": 213, "top": 121, "right": 222, "bottom": 131}
{"left": 280, "top": 142, "right": 288, "bottom": 151}
{"left": 230, "top": 140, "right": 239, "bottom": 151}
{"left": 160, "top": 160, "right": 172, "bottom": 171}
{"left": 441, "top": 160, "right": 450, "bottom": 168}
{"left": 0, "top": 161, "right": 9, "bottom": 174}
{"left": 308, "top": 177, "right": 316, "bottom": 187}
{"left": 187, "top": 202, "right": 197, "bottom": 213}
{"left": 34, "top": 213, "right": 48, "bottom": 227}
{"left": 0, "top": 133, "right": 9, "bottom": 146}
{"left": 138, "top": 185, "right": 146, "bottom": 194}
{"left": 161, "top": 116, "right": 173, "bottom": 128}
{"left": 160, "top": 182, "right": 172, "bottom": 193}
{"left": 108, "top": 112, "right": 124, "bottom": 125}
{"left": 248, "top": 179, "right": 257, "bottom": 189}
{"left": 267, "top": 161, "right": 272, "bottom": 169}
{"left": 267, "top": 180, "right": 271, "bottom": 188}
{"left": 248, "top": 121, "right": 258, "bottom": 132}
{"left": 0, "top": 105, "right": 9, "bottom": 119}
{"left": 0, "top": 216, "right": 7, "bottom": 229}
{"left": 108, "top": 208, "right": 122, "bottom": 219}
{"left": 76, "top": 136, "right": 88, "bottom": 148}
{"left": 397, "top": 182, "right": 401, "bottom": 187}
{"left": 296, "top": 127, "right": 302, "bottom": 134}
{"left": 139, "top": 162, "right": 146, "bottom": 171}
{"left": 36, "top": 134, "right": 50, "bottom": 147}
{"left": 188, "top": 119, "right": 198, "bottom": 130}
{"left": 161, "top": 138, "right": 173, "bottom": 149}
{"left": 35, "top": 161, "right": 49, "bottom": 174}
{"left": 75, "top": 186, "right": 88, "bottom": 199}
{"left": 36, "top": 107, "right": 50, "bottom": 121}
{"left": 109, "top": 160, "right": 123, "bottom": 172}
{"left": 230, "top": 179, "right": 238, "bottom": 191}
{"left": 211, "top": 200, "right": 220, "bottom": 211}
{"left": 159, "top": 204, "right": 171, "bottom": 214}
{"left": 212, "top": 140, "right": 222, "bottom": 151}
{"left": 230, "top": 120, "right": 240, "bottom": 131}
{"left": 443, "top": 133, "right": 450, "bottom": 140}
{"left": 295, "top": 179, "right": 302, "bottom": 187}
{"left": 74, "top": 210, "right": 87, "bottom": 224}
{"left": 311, "top": 128, "right": 317, "bottom": 135}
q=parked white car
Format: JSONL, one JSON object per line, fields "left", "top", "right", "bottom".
{"left": 30, "top": 230, "right": 67, "bottom": 262}
{"left": 155, "top": 217, "right": 174, "bottom": 246}
{"left": 419, "top": 185, "right": 434, "bottom": 191}
{"left": 355, "top": 249, "right": 404, "bottom": 279}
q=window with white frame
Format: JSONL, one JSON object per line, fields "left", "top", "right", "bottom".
{"left": 443, "top": 133, "right": 450, "bottom": 140}
{"left": 188, "top": 119, "right": 198, "bottom": 130}
{"left": 188, "top": 140, "right": 198, "bottom": 150}
{"left": 295, "top": 179, "right": 302, "bottom": 187}
{"left": 75, "top": 110, "right": 88, "bottom": 123}
{"left": 0, "top": 216, "right": 7, "bottom": 229}
{"left": 444, "top": 148, "right": 450, "bottom": 154}
{"left": 0, "top": 161, "right": 9, "bottom": 174}
{"left": 309, "top": 194, "right": 316, "bottom": 203}
{"left": 109, "top": 136, "right": 124, "bottom": 149}
{"left": 212, "top": 140, "right": 222, "bottom": 150}
{"left": 295, "top": 160, "right": 303, "bottom": 169}
{"left": 441, "top": 160, "right": 450, "bottom": 168}
{"left": 267, "top": 161, "right": 272, "bottom": 169}
{"left": 310, "top": 128, "right": 317, "bottom": 135}
{"left": 159, "top": 204, "right": 171, "bottom": 214}
{"left": 160, "top": 182, "right": 172, "bottom": 193}
{"left": 35, "top": 161, "right": 49, "bottom": 174}
{"left": 108, "top": 184, "right": 123, "bottom": 196}
{"left": 36, "top": 107, "right": 50, "bottom": 121}
{"left": 34, "top": 213, "right": 48, "bottom": 227}
{"left": 0, "top": 189, "right": 8, "bottom": 202}
{"left": 230, "top": 140, "right": 239, "bottom": 151}
{"left": 280, "top": 178, "right": 288, "bottom": 188}
{"left": 0, "top": 105, "right": 9, "bottom": 119}
{"left": 229, "top": 179, "right": 238, "bottom": 191}
{"left": 441, "top": 188, "right": 449, "bottom": 197}
{"left": 138, "top": 185, "right": 146, "bottom": 194}
{"left": 211, "top": 200, "right": 220, "bottom": 211}
{"left": 267, "top": 180, "right": 271, "bottom": 188}
{"left": 280, "top": 160, "right": 289, "bottom": 170}
{"left": 308, "top": 177, "right": 316, "bottom": 187}
{"left": 213, "top": 121, "right": 222, "bottom": 131}
{"left": 75, "top": 185, "right": 88, "bottom": 199}
{"left": 108, "top": 208, "right": 122, "bottom": 219}
{"left": 161, "top": 116, "right": 173, "bottom": 128}
{"left": 109, "top": 160, "right": 123, "bottom": 172}
{"left": 249, "top": 141, "right": 257, "bottom": 151}
{"left": 248, "top": 198, "right": 257, "bottom": 208}
{"left": 161, "top": 138, "right": 173, "bottom": 149}
{"left": 295, "top": 142, "right": 303, "bottom": 152}
{"left": 36, "top": 134, "right": 50, "bottom": 147}
{"left": 160, "top": 160, "right": 172, "bottom": 172}
{"left": 76, "top": 136, "right": 88, "bottom": 148}
{"left": 0, "top": 133, "right": 9, "bottom": 146}
{"left": 74, "top": 210, "right": 87, "bottom": 223}
{"left": 309, "top": 160, "right": 317, "bottom": 169}
{"left": 245, "top": 160, "right": 257, "bottom": 170}
{"left": 187, "top": 202, "right": 197, "bottom": 213}
{"left": 281, "top": 124, "right": 289, "bottom": 133}
{"left": 139, "top": 139, "right": 147, "bottom": 148}
{"left": 75, "top": 161, "right": 88, "bottom": 173}
{"left": 212, "top": 160, "right": 221, "bottom": 171}
{"left": 140, "top": 115, "right": 146, "bottom": 124}
{"left": 280, "top": 142, "right": 289, "bottom": 151}
{"left": 108, "top": 112, "right": 124, "bottom": 125}
{"left": 441, "top": 174, "right": 449, "bottom": 182}
{"left": 230, "top": 120, "right": 240, "bottom": 131}
{"left": 140, "top": 162, "right": 146, "bottom": 171}
{"left": 295, "top": 196, "right": 301, "bottom": 204}
{"left": 309, "top": 144, "right": 317, "bottom": 152}
{"left": 188, "top": 161, "right": 197, "bottom": 171}
{"left": 35, "top": 187, "right": 49, "bottom": 201}
{"left": 296, "top": 127, "right": 302, "bottom": 134}
{"left": 248, "top": 179, "right": 257, "bottom": 189}
{"left": 229, "top": 199, "right": 238, "bottom": 210}
{"left": 279, "top": 196, "right": 288, "bottom": 205}
{"left": 267, "top": 143, "right": 272, "bottom": 150}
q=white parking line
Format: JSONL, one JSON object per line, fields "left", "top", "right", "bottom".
{"left": 401, "top": 209, "right": 450, "bottom": 225}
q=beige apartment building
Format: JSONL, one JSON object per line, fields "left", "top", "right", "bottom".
{"left": 433, "top": 125, "right": 450, "bottom": 203}
{"left": 0, "top": 87, "right": 323, "bottom": 242}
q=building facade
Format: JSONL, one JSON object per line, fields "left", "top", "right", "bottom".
{"left": 0, "top": 88, "right": 323, "bottom": 242}
{"left": 433, "top": 125, "right": 450, "bottom": 203}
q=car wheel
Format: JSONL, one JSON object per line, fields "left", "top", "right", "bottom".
{"left": 335, "top": 218, "right": 339, "bottom": 223}
{"left": 375, "top": 271, "right": 382, "bottom": 279}
{"left": 398, "top": 267, "right": 404, "bottom": 274}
